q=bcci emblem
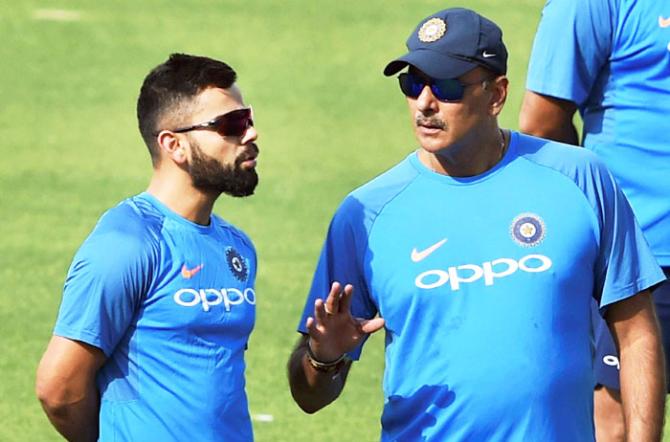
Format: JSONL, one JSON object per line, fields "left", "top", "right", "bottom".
{"left": 418, "top": 18, "right": 447, "bottom": 43}
{"left": 226, "top": 247, "right": 249, "bottom": 282}
{"left": 511, "top": 213, "right": 546, "bottom": 247}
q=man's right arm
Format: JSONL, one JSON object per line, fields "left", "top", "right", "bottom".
{"left": 36, "top": 336, "right": 106, "bottom": 442}
{"left": 287, "top": 282, "right": 384, "bottom": 413}
{"left": 287, "top": 334, "right": 353, "bottom": 413}
{"left": 519, "top": 91, "right": 579, "bottom": 145}
{"left": 520, "top": 0, "right": 612, "bottom": 145}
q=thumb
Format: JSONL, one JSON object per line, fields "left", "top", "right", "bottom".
{"left": 358, "top": 317, "right": 385, "bottom": 335}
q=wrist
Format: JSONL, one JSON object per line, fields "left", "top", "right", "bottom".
{"left": 306, "top": 339, "right": 346, "bottom": 373}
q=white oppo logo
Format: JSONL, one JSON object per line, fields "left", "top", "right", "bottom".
{"left": 603, "top": 355, "right": 620, "bottom": 370}
{"left": 415, "top": 254, "right": 553, "bottom": 290}
{"left": 174, "top": 288, "right": 256, "bottom": 312}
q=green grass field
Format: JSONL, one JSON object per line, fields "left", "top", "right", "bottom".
{"left": 1, "top": 0, "right": 668, "bottom": 440}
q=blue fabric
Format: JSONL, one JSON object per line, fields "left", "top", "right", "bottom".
{"left": 526, "top": 0, "right": 670, "bottom": 266}
{"left": 591, "top": 299, "right": 621, "bottom": 389}
{"left": 54, "top": 192, "right": 256, "bottom": 441}
{"left": 298, "top": 132, "right": 664, "bottom": 441}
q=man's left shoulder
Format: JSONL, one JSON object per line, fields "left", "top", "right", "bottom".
{"left": 515, "top": 132, "right": 607, "bottom": 176}
{"left": 211, "top": 215, "right": 255, "bottom": 250}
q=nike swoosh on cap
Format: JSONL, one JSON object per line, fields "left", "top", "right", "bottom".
{"left": 482, "top": 51, "right": 496, "bottom": 58}
{"left": 411, "top": 238, "right": 448, "bottom": 262}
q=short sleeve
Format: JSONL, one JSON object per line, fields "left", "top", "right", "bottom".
{"left": 54, "top": 221, "right": 156, "bottom": 357}
{"left": 297, "top": 196, "right": 378, "bottom": 359}
{"left": 526, "top": 0, "right": 615, "bottom": 105}
{"left": 588, "top": 158, "right": 665, "bottom": 311}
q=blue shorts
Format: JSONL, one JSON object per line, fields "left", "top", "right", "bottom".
{"left": 594, "top": 268, "right": 670, "bottom": 391}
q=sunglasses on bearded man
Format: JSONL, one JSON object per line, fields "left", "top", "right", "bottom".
{"left": 170, "top": 107, "right": 254, "bottom": 138}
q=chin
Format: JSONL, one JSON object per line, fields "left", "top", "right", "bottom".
{"left": 418, "top": 139, "right": 453, "bottom": 154}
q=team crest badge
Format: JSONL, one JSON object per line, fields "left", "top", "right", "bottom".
{"left": 510, "top": 213, "right": 546, "bottom": 247}
{"left": 418, "top": 18, "right": 447, "bottom": 43}
{"left": 226, "top": 247, "right": 249, "bottom": 282}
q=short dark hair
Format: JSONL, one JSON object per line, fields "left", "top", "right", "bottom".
{"left": 137, "top": 53, "right": 237, "bottom": 165}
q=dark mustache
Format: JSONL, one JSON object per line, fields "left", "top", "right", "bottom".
{"left": 236, "top": 143, "right": 259, "bottom": 164}
{"left": 416, "top": 115, "right": 446, "bottom": 129}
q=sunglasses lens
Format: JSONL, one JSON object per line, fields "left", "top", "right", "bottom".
{"left": 398, "top": 73, "right": 425, "bottom": 98}
{"left": 431, "top": 79, "right": 465, "bottom": 101}
{"left": 398, "top": 74, "right": 467, "bottom": 102}
{"left": 214, "top": 108, "right": 253, "bottom": 136}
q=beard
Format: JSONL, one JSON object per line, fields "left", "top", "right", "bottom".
{"left": 188, "top": 140, "right": 259, "bottom": 197}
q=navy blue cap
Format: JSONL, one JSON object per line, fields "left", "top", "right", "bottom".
{"left": 383, "top": 8, "right": 508, "bottom": 79}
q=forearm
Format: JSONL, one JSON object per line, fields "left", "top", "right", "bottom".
{"left": 519, "top": 91, "right": 580, "bottom": 145}
{"left": 618, "top": 330, "right": 665, "bottom": 441}
{"left": 520, "top": 115, "right": 579, "bottom": 145}
{"left": 287, "top": 338, "right": 351, "bottom": 413}
{"left": 39, "top": 383, "right": 100, "bottom": 442}
{"left": 608, "top": 292, "right": 666, "bottom": 441}
{"left": 530, "top": 122, "right": 579, "bottom": 145}
{"left": 288, "top": 283, "right": 384, "bottom": 413}
{"left": 36, "top": 336, "right": 105, "bottom": 442}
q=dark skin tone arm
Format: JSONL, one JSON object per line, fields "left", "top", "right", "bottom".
{"left": 36, "top": 336, "right": 106, "bottom": 442}
{"left": 287, "top": 282, "right": 384, "bottom": 413}
{"left": 606, "top": 290, "right": 666, "bottom": 441}
{"left": 287, "top": 334, "right": 353, "bottom": 413}
{"left": 519, "top": 90, "right": 579, "bottom": 145}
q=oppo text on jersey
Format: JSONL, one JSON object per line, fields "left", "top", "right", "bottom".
{"left": 173, "top": 287, "right": 256, "bottom": 311}
{"left": 415, "top": 254, "right": 553, "bottom": 290}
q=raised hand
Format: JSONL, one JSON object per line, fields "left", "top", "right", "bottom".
{"left": 305, "top": 281, "right": 385, "bottom": 362}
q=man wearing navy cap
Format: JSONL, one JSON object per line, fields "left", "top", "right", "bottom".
{"left": 288, "top": 7, "right": 665, "bottom": 441}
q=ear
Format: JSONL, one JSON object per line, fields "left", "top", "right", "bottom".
{"left": 487, "top": 76, "right": 509, "bottom": 117}
{"left": 156, "top": 130, "right": 188, "bottom": 164}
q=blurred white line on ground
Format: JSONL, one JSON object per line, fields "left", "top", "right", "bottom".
{"left": 33, "top": 9, "right": 82, "bottom": 21}
{"left": 252, "top": 414, "right": 274, "bottom": 422}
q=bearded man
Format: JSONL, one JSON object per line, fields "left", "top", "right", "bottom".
{"left": 36, "top": 53, "right": 260, "bottom": 442}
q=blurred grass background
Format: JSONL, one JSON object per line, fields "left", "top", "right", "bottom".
{"left": 2, "top": 0, "right": 665, "bottom": 440}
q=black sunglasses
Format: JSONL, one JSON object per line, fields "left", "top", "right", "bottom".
{"left": 171, "top": 107, "right": 253, "bottom": 137}
{"left": 398, "top": 73, "right": 489, "bottom": 102}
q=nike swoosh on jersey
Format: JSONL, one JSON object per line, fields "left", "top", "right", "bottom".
{"left": 181, "top": 263, "right": 204, "bottom": 279}
{"left": 411, "top": 239, "right": 448, "bottom": 262}
{"left": 659, "top": 16, "right": 670, "bottom": 28}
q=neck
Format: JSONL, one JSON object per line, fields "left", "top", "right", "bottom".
{"left": 146, "top": 170, "right": 219, "bottom": 226}
{"left": 419, "top": 127, "right": 508, "bottom": 177}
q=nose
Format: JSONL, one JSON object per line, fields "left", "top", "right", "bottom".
{"left": 416, "top": 85, "right": 439, "bottom": 114}
{"left": 241, "top": 125, "right": 258, "bottom": 144}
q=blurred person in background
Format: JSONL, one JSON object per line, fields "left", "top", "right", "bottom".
{"left": 520, "top": 0, "right": 670, "bottom": 439}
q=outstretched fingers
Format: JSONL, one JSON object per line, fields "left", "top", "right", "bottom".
{"left": 324, "top": 282, "right": 343, "bottom": 316}
{"left": 313, "top": 298, "right": 328, "bottom": 326}
{"left": 359, "top": 317, "right": 385, "bottom": 335}
{"left": 338, "top": 283, "right": 354, "bottom": 314}
{"left": 305, "top": 315, "right": 317, "bottom": 336}
{"left": 310, "top": 285, "right": 343, "bottom": 334}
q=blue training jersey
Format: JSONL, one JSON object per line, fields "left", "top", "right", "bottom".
{"left": 298, "top": 132, "right": 664, "bottom": 441}
{"left": 526, "top": 0, "right": 670, "bottom": 265}
{"left": 54, "top": 192, "right": 256, "bottom": 441}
